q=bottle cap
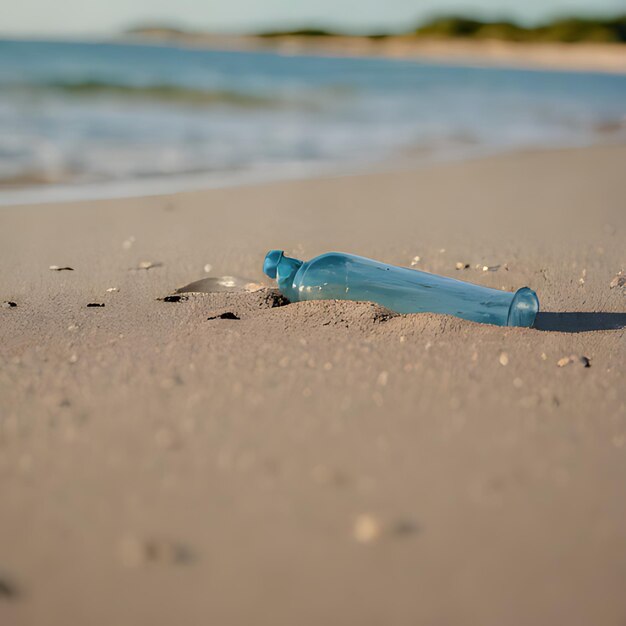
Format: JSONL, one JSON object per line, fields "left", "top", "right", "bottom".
{"left": 263, "top": 250, "right": 284, "bottom": 279}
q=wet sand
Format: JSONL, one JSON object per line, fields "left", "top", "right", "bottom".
{"left": 0, "top": 144, "right": 625, "bottom": 625}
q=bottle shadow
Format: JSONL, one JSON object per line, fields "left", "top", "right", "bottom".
{"left": 533, "top": 312, "right": 626, "bottom": 333}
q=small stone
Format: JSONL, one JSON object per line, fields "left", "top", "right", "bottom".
{"left": 483, "top": 265, "right": 501, "bottom": 272}
{"left": 353, "top": 514, "right": 381, "bottom": 544}
{"left": 499, "top": 352, "right": 509, "bottom": 366}
{"left": 69, "top": 354, "right": 78, "bottom": 364}
{"left": 203, "top": 264, "right": 212, "bottom": 273}
{"left": 67, "top": 323, "right": 79, "bottom": 331}
{"left": 410, "top": 256, "right": 421, "bottom": 266}
{"left": 609, "top": 272, "right": 625, "bottom": 289}
{"left": 2, "top": 301, "right": 17, "bottom": 308}
{"left": 122, "top": 236, "right": 135, "bottom": 250}
{"left": 455, "top": 262, "right": 469, "bottom": 270}
{"left": 439, "top": 248, "right": 446, "bottom": 253}
{"left": 49, "top": 265, "right": 74, "bottom": 271}
{"left": 106, "top": 287, "right": 119, "bottom": 293}
{"left": 86, "top": 302, "right": 105, "bottom": 307}
{"left": 138, "top": 260, "right": 156, "bottom": 270}
{"left": 557, "top": 356, "right": 572, "bottom": 367}
{"left": 541, "top": 352, "right": 547, "bottom": 361}
{"left": 579, "top": 356, "right": 591, "bottom": 368}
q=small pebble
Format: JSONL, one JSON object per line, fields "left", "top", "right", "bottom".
{"left": 87, "top": 302, "right": 105, "bottom": 307}
{"left": 499, "top": 352, "right": 509, "bottom": 366}
{"left": 137, "top": 260, "right": 157, "bottom": 270}
{"left": 455, "top": 262, "right": 470, "bottom": 270}
{"left": 609, "top": 272, "right": 625, "bottom": 289}
{"left": 69, "top": 354, "right": 78, "bottom": 364}
{"left": 122, "top": 236, "right": 135, "bottom": 250}
{"left": 106, "top": 287, "right": 119, "bottom": 293}
{"left": 49, "top": 265, "right": 74, "bottom": 271}
{"left": 2, "top": 301, "right": 17, "bottom": 308}
{"left": 557, "top": 355, "right": 591, "bottom": 368}
{"left": 410, "top": 256, "right": 421, "bottom": 266}
{"left": 203, "top": 264, "right": 212, "bottom": 273}
{"left": 353, "top": 514, "right": 381, "bottom": 544}
{"left": 483, "top": 265, "right": 501, "bottom": 272}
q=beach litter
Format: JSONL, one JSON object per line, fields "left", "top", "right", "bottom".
{"left": 263, "top": 250, "right": 539, "bottom": 327}
{"left": 49, "top": 265, "right": 74, "bottom": 271}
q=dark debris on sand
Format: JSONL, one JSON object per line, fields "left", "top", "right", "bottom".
{"left": 2, "top": 301, "right": 17, "bottom": 308}
{"left": 86, "top": 303, "right": 105, "bottom": 308}
{"left": 159, "top": 295, "right": 189, "bottom": 303}
{"left": 208, "top": 312, "right": 240, "bottom": 321}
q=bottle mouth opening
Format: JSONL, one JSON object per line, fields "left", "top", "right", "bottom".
{"left": 507, "top": 287, "right": 539, "bottom": 327}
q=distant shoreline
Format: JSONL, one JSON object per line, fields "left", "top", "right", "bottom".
{"left": 119, "top": 32, "right": 626, "bottom": 74}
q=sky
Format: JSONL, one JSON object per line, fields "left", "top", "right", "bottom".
{"left": 2, "top": 0, "right": 624, "bottom": 37}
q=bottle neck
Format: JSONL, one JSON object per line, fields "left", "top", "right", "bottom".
{"left": 276, "top": 254, "right": 303, "bottom": 301}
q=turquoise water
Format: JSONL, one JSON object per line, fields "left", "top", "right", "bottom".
{"left": 1, "top": 39, "right": 625, "bottom": 201}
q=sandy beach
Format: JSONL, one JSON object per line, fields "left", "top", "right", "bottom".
{"left": 123, "top": 32, "right": 626, "bottom": 74}
{"left": 1, "top": 144, "right": 625, "bottom": 625}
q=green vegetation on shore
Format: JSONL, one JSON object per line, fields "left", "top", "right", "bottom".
{"left": 256, "top": 15, "right": 626, "bottom": 43}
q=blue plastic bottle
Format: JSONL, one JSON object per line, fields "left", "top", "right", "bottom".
{"left": 263, "top": 250, "right": 539, "bottom": 327}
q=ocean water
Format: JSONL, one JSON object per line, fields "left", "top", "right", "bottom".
{"left": 1, "top": 39, "right": 625, "bottom": 203}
